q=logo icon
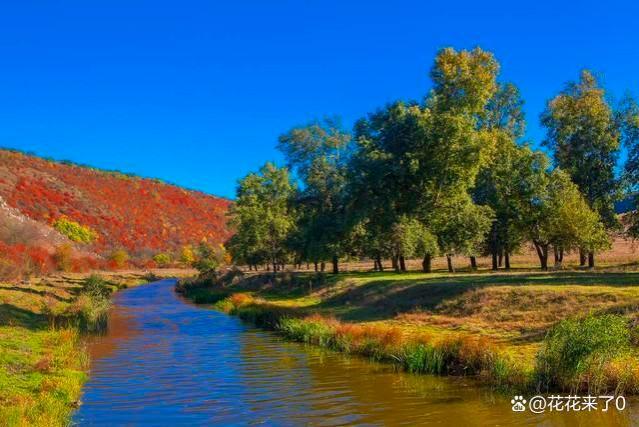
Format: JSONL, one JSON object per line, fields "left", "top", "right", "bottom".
{"left": 511, "top": 395, "right": 527, "bottom": 412}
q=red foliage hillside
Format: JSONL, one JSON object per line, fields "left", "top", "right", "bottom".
{"left": 0, "top": 149, "right": 232, "bottom": 256}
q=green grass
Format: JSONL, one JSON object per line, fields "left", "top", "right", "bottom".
{"left": 0, "top": 271, "right": 164, "bottom": 426}
{"left": 0, "top": 327, "right": 87, "bottom": 426}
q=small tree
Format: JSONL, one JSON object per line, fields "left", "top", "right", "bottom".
{"left": 193, "top": 242, "right": 227, "bottom": 274}
{"left": 228, "top": 163, "right": 297, "bottom": 272}
{"left": 525, "top": 169, "right": 610, "bottom": 270}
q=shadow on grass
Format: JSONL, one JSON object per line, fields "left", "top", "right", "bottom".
{"left": 0, "top": 303, "right": 47, "bottom": 329}
{"left": 314, "top": 271, "right": 639, "bottom": 321}
{"left": 0, "top": 285, "right": 74, "bottom": 302}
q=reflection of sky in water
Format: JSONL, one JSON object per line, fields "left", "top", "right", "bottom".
{"left": 73, "top": 280, "right": 638, "bottom": 426}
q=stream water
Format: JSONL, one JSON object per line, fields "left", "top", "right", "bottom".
{"left": 72, "top": 279, "right": 637, "bottom": 426}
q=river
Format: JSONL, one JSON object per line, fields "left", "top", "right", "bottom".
{"left": 72, "top": 279, "right": 637, "bottom": 426}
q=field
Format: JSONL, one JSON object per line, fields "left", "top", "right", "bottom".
{"left": 179, "top": 251, "right": 639, "bottom": 393}
{"left": 304, "top": 237, "right": 639, "bottom": 273}
{"left": 0, "top": 269, "right": 193, "bottom": 426}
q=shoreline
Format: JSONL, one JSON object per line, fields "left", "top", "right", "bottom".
{"left": 176, "top": 269, "right": 639, "bottom": 395}
{"left": 0, "top": 269, "right": 193, "bottom": 426}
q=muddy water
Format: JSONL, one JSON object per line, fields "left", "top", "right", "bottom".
{"left": 73, "top": 280, "right": 637, "bottom": 426}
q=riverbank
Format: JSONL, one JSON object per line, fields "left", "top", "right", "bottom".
{"left": 177, "top": 269, "right": 639, "bottom": 394}
{"left": 0, "top": 269, "right": 194, "bottom": 426}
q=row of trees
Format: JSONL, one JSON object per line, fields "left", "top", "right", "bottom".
{"left": 228, "top": 47, "right": 639, "bottom": 273}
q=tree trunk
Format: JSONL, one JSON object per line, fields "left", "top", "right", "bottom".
{"left": 498, "top": 251, "right": 503, "bottom": 268}
{"left": 553, "top": 246, "right": 561, "bottom": 267}
{"left": 422, "top": 254, "right": 432, "bottom": 273}
{"left": 314, "top": 262, "right": 318, "bottom": 272}
{"left": 399, "top": 256, "right": 407, "bottom": 272}
{"left": 588, "top": 252, "right": 595, "bottom": 269}
{"left": 504, "top": 252, "right": 511, "bottom": 270}
{"left": 392, "top": 256, "right": 399, "bottom": 272}
{"left": 332, "top": 255, "right": 339, "bottom": 274}
{"left": 579, "top": 249, "right": 586, "bottom": 267}
{"left": 446, "top": 255, "right": 455, "bottom": 273}
{"left": 534, "top": 242, "right": 548, "bottom": 271}
{"left": 320, "top": 262, "right": 325, "bottom": 272}
{"left": 469, "top": 256, "right": 477, "bottom": 270}
{"left": 491, "top": 252, "right": 498, "bottom": 271}
{"left": 376, "top": 256, "right": 384, "bottom": 272}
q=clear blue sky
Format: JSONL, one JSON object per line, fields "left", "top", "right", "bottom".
{"left": 1, "top": 1, "right": 638, "bottom": 198}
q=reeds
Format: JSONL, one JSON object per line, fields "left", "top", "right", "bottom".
{"left": 215, "top": 293, "right": 530, "bottom": 391}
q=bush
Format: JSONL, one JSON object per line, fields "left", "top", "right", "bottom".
{"left": 54, "top": 244, "right": 74, "bottom": 272}
{"left": 152, "top": 252, "right": 171, "bottom": 268}
{"left": 83, "top": 274, "right": 112, "bottom": 299}
{"left": 53, "top": 217, "right": 98, "bottom": 244}
{"left": 65, "top": 275, "right": 112, "bottom": 333}
{"left": 536, "top": 314, "right": 633, "bottom": 393}
{"left": 179, "top": 245, "right": 195, "bottom": 265}
{"left": 109, "top": 249, "right": 129, "bottom": 269}
{"left": 193, "top": 242, "right": 227, "bottom": 274}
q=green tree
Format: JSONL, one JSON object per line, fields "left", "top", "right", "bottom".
{"left": 228, "top": 163, "right": 297, "bottom": 271}
{"left": 474, "top": 82, "right": 528, "bottom": 269}
{"left": 350, "top": 47, "right": 499, "bottom": 271}
{"left": 524, "top": 169, "right": 610, "bottom": 270}
{"left": 432, "top": 197, "right": 493, "bottom": 272}
{"left": 388, "top": 216, "right": 438, "bottom": 272}
{"left": 277, "top": 118, "right": 351, "bottom": 273}
{"left": 193, "top": 241, "right": 227, "bottom": 273}
{"left": 541, "top": 70, "right": 621, "bottom": 267}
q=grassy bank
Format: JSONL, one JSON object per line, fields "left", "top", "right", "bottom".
{"left": 0, "top": 270, "right": 176, "bottom": 426}
{"left": 177, "top": 269, "right": 639, "bottom": 394}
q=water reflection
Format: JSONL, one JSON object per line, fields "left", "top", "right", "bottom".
{"left": 73, "top": 279, "right": 637, "bottom": 426}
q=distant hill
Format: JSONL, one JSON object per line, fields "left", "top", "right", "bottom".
{"left": 0, "top": 149, "right": 232, "bottom": 257}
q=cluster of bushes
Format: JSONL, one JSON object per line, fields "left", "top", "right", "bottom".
{"left": 213, "top": 292, "right": 639, "bottom": 394}
{"left": 52, "top": 216, "right": 98, "bottom": 244}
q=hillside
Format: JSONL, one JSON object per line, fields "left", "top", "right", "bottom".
{"left": 0, "top": 149, "right": 231, "bottom": 267}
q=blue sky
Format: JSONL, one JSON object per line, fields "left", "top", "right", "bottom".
{"left": 1, "top": 1, "right": 638, "bottom": 198}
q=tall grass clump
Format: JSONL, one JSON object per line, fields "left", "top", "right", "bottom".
{"left": 535, "top": 314, "right": 639, "bottom": 394}
{"left": 208, "top": 292, "right": 531, "bottom": 390}
{"left": 67, "top": 274, "right": 112, "bottom": 333}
